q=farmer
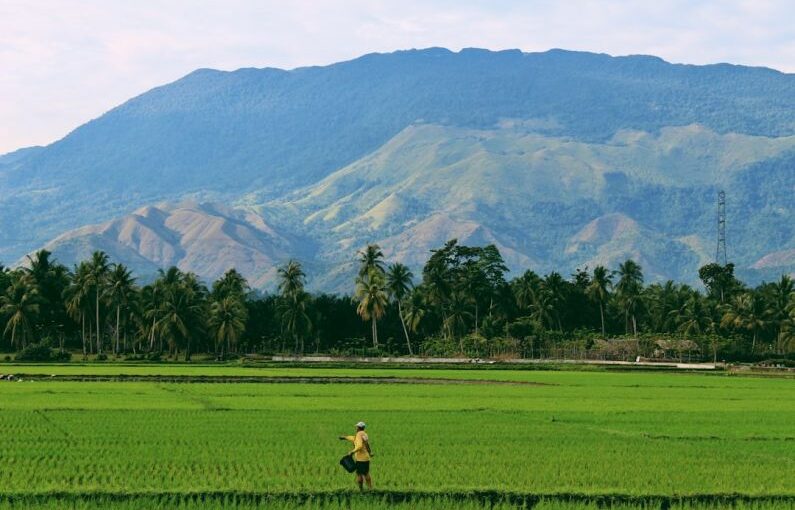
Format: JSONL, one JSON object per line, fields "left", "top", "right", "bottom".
{"left": 339, "top": 421, "right": 373, "bottom": 490}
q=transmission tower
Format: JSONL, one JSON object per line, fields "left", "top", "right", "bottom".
{"left": 716, "top": 190, "right": 727, "bottom": 265}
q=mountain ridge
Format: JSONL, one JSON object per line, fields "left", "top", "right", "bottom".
{"left": 2, "top": 47, "right": 794, "bottom": 289}
{"left": 33, "top": 202, "right": 299, "bottom": 288}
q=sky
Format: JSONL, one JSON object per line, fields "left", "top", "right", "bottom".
{"left": 1, "top": 0, "right": 793, "bottom": 154}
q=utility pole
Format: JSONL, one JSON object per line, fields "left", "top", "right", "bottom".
{"left": 716, "top": 190, "right": 727, "bottom": 265}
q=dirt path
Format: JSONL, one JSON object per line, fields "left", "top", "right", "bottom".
{"left": 8, "top": 374, "right": 553, "bottom": 385}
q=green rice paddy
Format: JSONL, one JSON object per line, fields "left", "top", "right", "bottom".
{"left": 0, "top": 365, "right": 792, "bottom": 509}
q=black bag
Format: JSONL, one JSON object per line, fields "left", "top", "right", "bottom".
{"left": 339, "top": 454, "right": 356, "bottom": 473}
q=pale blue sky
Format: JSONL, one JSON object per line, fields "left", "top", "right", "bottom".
{"left": 1, "top": 0, "right": 793, "bottom": 154}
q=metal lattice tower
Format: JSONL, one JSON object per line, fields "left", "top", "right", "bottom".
{"left": 716, "top": 190, "right": 727, "bottom": 265}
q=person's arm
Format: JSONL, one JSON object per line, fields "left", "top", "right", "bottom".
{"left": 364, "top": 439, "right": 373, "bottom": 457}
{"left": 340, "top": 435, "right": 360, "bottom": 455}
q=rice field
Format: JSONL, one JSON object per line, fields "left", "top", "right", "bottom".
{"left": 0, "top": 365, "right": 792, "bottom": 509}
{"left": 0, "top": 496, "right": 791, "bottom": 509}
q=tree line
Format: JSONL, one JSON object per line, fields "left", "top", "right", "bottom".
{"left": 1, "top": 241, "right": 793, "bottom": 361}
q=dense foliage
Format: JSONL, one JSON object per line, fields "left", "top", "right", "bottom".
{"left": 1, "top": 242, "right": 792, "bottom": 361}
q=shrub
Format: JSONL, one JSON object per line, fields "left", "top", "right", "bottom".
{"left": 14, "top": 344, "right": 70, "bottom": 362}
{"left": 460, "top": 334, "right": 489, "bottom": 357}
{"left": 757, "top": 358, "right": 795, "bottom": 368}
{"left": 420, "top": 336, "right": 459, "bottom": 357}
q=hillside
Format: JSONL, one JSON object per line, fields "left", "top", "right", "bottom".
{"left": 36, "top": 202, "right": 300, "bottom": 288}
{"left": 2, "top": 48, "right": 794, "bottom": 289}
{"left": 262, "top": 123, "right": 794, "bottom": 288}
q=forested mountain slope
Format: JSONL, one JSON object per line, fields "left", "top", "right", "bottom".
{"left": 3, "top": 48, "right": 793, "bottom": 289}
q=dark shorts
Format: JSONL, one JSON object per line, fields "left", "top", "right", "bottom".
{"left": 355, "top": 461, "right": 370, "bottom": 475}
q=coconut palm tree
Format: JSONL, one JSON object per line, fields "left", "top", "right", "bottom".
{"left": 615, "top": 260, "right": 644, "bottom": 335}
{"left": 105, "top": 263, "right": 136, "bottom": 355}
{"left": 209, "top": 296, "right": 248, "bottom": 357}
{"left": 780, "top": 295, "right": 795, "bottom": 354}
{"left": 762, "top": 275, "right": 794, "bottom": 354}
{"left": 358, "top": 244, "right": 386, "bottom": 278}
{"left": 140, "top": 284, "right": 159, "bottom": 353}
{"left": 126, "top": 289, "right": 146, "bottom": 355}
{"left": 586, "top": 266, "right": 611, "bottom": 337}
{"left": 644, "top": 281, "right": 695, "bottom": 334}
{"left": 212, "top": 268, "right": 249, "bottom": 301}
{"left": 424, "top": 265, "right": 451, "bottom": 336}
{"left": 529, "top": 290, "right": 556, "bottom": 331}
{"left": 157, "top": 272, "right": 206, "bottom": 361}
{"left": 280, "top": 291, "right": 312, "bottom": 353}
{"left": 86, "top": 251, "right": 110, "bottom": 354}
{"left": 513, "top": 270, "right": 541, "bottom": 313}
{"left": 403, "top": 288, "right": 427, "bottom": 339}
{"left": 355, "top": 268, "right": 388, "bottom": 348}
{"left": 25, "top": 249, "right": 70, "bottom": 342}
{"left": 721, "top": 292, "right": 768, "bottom": 353}
{"left": 145, "top": 267, "right": 183, "bottom": 352}
{"left": 64, "top": 262, "right": 92, "bottom": 356}
{"left": 677, "top": 294, "right": 713, "bottom": 337}
{"left": 386, "top": 263, "right": 414, "bottom": 355}
{"left": 278, "top": 260, "right": 306, "bottom": 299}
{"left": 460, "top": 261, "right": 487, "bottom": 334}
{"left": 444, "top": 291, "right": 473, "bottom": 349}
{"left": 182, "top": 272, "right": 208, "bottom": 358}
{"left": 277, "top": 260, "right": 312, "bottom": 353}
{"left": 541, "top": 272, "right": 567, "bottom": 332}
{"left": 0, "top": 273, "right": 40, "bottom": 349}
{"left": 25, "top": 250, "right": 53, "bottom": 278}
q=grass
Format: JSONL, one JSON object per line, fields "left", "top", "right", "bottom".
{"left": 0, "top": 495, "right": 792, "bottom": 509}
{"left": 0, "top": 367, "right": 792, "bottom": 508}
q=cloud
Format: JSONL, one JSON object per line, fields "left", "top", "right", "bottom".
{"left": 1, "top": 0, "right": 793, "bottom": 153}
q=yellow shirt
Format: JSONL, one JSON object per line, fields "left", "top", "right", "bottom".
{"left": 345, "top": 431, "right": 371, "bottom": 462}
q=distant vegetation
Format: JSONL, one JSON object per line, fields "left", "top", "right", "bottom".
{"left": 1, "top": 242, "right": 792, "bottom": 362}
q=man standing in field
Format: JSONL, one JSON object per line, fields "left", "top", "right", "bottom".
{"left": 339, "top": 421, "right": 373, "bottom": 490}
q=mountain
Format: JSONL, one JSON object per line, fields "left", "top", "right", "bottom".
{"left": 3, "top": 48, "right": 794, "bottom": 289}
{"left": 563, "top": 213, "right": 704, "bottom": 282}
{"left": 261, "top": 122, "right": 794, "bottom": 288}
{"left": 36, "top": 202, "right": 300, "bottom": 288}
{"left": 0, "top": 146, "right": 44, "bottom": 166}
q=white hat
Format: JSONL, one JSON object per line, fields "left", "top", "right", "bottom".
{"left": 356, "top": 421, "right": 366, "bottom": 429}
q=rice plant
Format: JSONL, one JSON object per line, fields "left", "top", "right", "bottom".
{"left": 0, "top": 368, "right": 791, "bottom": 508}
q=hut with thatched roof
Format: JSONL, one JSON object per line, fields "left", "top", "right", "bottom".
{"left": 591, "top": 338, "right": 640, "bottom": 361}
{"left": 653, "top": 338, "right": 701, "bottom": 361}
